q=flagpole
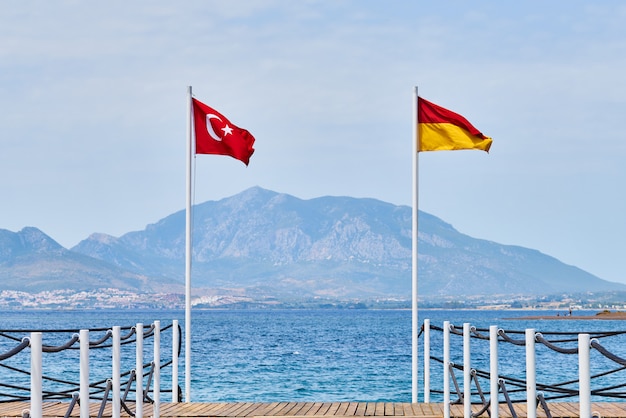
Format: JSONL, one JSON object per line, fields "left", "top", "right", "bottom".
{"left": 412, "top": 86, "right": 419, "bottom": 403}
{"left": 185, "top": 85, "right": 193, "bottom": 402}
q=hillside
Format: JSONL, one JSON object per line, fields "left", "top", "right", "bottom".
{"left": 0, "top": 227, "right": 178, "bottom": 293}
{"left": 1, "top": 187, "right": 623, "bottom": 301}
{"left": 67, "top": 186, "right": 625, "bottom": 298}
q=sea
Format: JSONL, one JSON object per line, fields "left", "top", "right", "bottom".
{"left": 2, "top": 308, "right": 626, "bottom": 403}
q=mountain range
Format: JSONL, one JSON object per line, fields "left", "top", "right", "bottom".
{"left": 1, "top": 186, "right": 623, "bottom": 300}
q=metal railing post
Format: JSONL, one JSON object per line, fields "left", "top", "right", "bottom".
{"left": 579, "top": 333, "right": 591, "bottom": 418}
{"left": 443, "top": 321, "right": 450, "bottom": 418}
{"left": 172, "top": 319, "right": 179, "bottom": 403}
{"left": 30, "top": 333, "right": 42, "bottom": 418}
{"left": 136, "top": 323, "right": 144, "bottom": 418}
{"left": 424, "top": 319, "right": 430, "bottom": 403}
{"left": 153, "top": 321, "right": 161, "bottom": 418}
{"left": 113, "top": 326, "right": 121, "bottom": 418}
{"left": 463, "top": 323, "right": 471, "bottom": 418}
{"left": 490, "top": 325, "right": 499, "bottom": 418}
{"left": 526, "top": 328, "right": 536, "bottom": 418}
{"left": 80, "top": 329, "right": 90, "bottom": 418}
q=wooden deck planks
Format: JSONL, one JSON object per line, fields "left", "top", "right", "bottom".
{"left": 3, "top": 401, "right": 626, "bottom": 418}
{"left": 344, "top": 402, "right": 360, "bottom": 416}
{"left": 594, "top": 402, "right": 626, "bottom": 418}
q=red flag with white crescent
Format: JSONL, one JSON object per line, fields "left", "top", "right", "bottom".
{"left": 192, "top": 98, "right": 255, "bottom": 165}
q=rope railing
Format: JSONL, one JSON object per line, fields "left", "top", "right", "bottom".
{"left": 41, "top": 334, "right": 80, "bottom": 353}
{"left": 0, "top": 324, "right": 155, "bottom": 350}
{"left": 437, "top": 355, "right": 583, "bottom": 401}
{"left": 536, "top": 392, "right": 553, "bottom": 418}
{"left": 497, "top": 329, "right": 526, "bottom": 346}
{"left": 430, "top": 323, "right": 626, "bottom": 340}
{"left": 0, "top": 319, "right": 181, "bottom": 418}
{"left": 0, "top": 339, "right": 30, "bottom": 361}
{"left": 534, "top": 333, "right": 579, "bottom": 355}
{"left": 421, "top": 319, "right": 626, "bottom": 418}
{"left": 590, "top": 339, "right": 626, "bottom": 366}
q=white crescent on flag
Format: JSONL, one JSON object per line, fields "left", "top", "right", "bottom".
{"left": 205, "top": 114, "right": 223, "bottom": 142}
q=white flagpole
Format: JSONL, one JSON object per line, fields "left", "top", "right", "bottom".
{"left": 411, "top": 86, "right": 419, "bottom": 403}
{"left": 185, "top": 85, "right": 193, "bottom": 402}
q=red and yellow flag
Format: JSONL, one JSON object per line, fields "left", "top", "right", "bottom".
{"left": 417, "top": 97, "right": 492, "bottom": 152}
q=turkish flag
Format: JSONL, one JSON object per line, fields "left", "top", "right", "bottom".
{"left": 192, "top": 98, "right": 255, "bottom": 165}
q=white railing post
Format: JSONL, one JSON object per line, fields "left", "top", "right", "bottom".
{"left": 443, "top": 321, "right": 450, "bottom": 418}
{"left": 136, "top": 323, "right": 144, "bottom": 418}
{"left": 79, "top": 329, "right": 90, "bottom": 418}
{"left": 463, "top": 323, "right": 471, "bottom": 418}
{"left": 490, "top": 326, "right": 499, "bottom": 418}
{"left": 154, "top": 321, "right": 161, "bottom": 418}
{"left": 526, "top": 328, "right": 536, "bottom": 418}
{"left": 30, "top": 332, "right": 42, "bottom": 418}
{"left": 172, "top": 319, "right": 179, "bottom": 403}
{"left": 424, "top": 319, "right": 430, "bottom": 403}
{"left": 112, "top": 326, "right": 121, "bottom": 418}
{"left": 579, "top": 333, "right": 591, "bottom": 418}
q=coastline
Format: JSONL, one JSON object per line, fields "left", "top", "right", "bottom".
{"left": 505, "top": 310, "right": 626, "bottom": 320}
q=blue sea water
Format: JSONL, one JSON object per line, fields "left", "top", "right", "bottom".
{"left": 2, "top": 309, "right": 626, "bottom": 403}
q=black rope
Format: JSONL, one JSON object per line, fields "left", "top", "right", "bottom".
{"left": 0, "top": 332, "right": 25, "bottom": 343}
{"left": 591, "top": 339, "right": 626, "bottom": 366}
{"left": 0, "top": 356, "right": 174, "bottom": 398}
{"left": 0, "top": 321, "right": 179, "bottom": 404}
{"left": 497, "top": 328, "right": 526, "bottom": 346}
{"left": 469, "top": 369, "right": 490, "bottom": 417}
{"left": 469, "top": 326, "right": 490, "bottom": 340}
{"left": 499, "top": 380, "right": 518, "bottom": 418}
{"left": 143, "top": 323, "right": 156, "bottom": 338}
{"left": 0, "top": 326, "right": 133, "bottom": 333}
{"left": 448, "top": 362, "right": 462, "bottom": 404}
{"left": 428, "top": 323, "right": 626, "bottom": 339}
{"left": 177, "top": 322, "right": 182, "bottom": 358}
{"left": 429, "top": 352, "right": 626, "bottom": 402}
{"left": 97, "top": 380, "right": 112, "bottom": 418}
{"left": 449, "top": 325, "right": 464, "bottom": 336}
{"left": 534, "top": 333, "right": 579, "bottom": 354}
{"left": 0, "top": 323, "right": 171, "bottom": 353}
{"left": 0, "top": 338, "right": 30, "bottom": 360}
{"left": 537, "top": 392, "right": 553, "bottom": 418}
{"left": 121, "top": 327, "right": 136, "bottom": 341}
{"left": 42, "top": 334, "right": 79, "bottom": 353}
{"left": 120, "top": 370, "right": 137, "bottom": 416}
{"left": 63, "top": 393, "right": 79, "bottom": 418}
{"left": 90, "top": 330, "right": 113, "bottom": 347}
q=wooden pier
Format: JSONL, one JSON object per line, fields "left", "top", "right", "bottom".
{"left": 1, "top": 401, "right": 626, "bottom": 418}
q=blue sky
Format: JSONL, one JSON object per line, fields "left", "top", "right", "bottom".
{"left": 2, "top": 1, "right": 626, "bottom": 284}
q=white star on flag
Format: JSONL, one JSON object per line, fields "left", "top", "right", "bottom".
{"left": 221, "top": 125, "right": 233, "bottom": 136}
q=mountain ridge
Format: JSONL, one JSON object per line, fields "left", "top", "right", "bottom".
{"left": 1, "top": 186, "right": 623, "bottom": 299}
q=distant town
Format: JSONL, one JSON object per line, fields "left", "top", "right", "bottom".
{"left": 2, "top": 288, "right": 626, "bottom": 311}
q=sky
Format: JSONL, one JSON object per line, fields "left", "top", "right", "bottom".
{"left": 2, "top": 1, "right": 626, "bottom": 284}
